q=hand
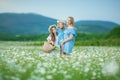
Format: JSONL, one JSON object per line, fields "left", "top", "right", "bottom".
{"left": 60, "top": 41, "right": 64, "bottom": 46}
{"left": 48, "top": 40, "right": 54, "bottom": 45}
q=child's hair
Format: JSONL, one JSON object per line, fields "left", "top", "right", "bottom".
{"left": 68, "top": 16, "right": 74, "bottom": 26}
{"left": 57, "top": 20, "right": 65, "bottom": 30}
{"left": 49, "top": 25, "right": 56, "bottom": 42}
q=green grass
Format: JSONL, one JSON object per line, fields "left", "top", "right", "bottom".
{"left": 0, "top": 41, "right": 120, "bottom": 80}
{"left": 75, "top": 39, "right": 120, "bottom": 46}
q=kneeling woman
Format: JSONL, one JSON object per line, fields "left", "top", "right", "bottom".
{"left": 47, "top": 24, "right": 57, "bottom": 46}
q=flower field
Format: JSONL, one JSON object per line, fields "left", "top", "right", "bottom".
{"left": 0, "top": 41, "right": 120, "bottom": 80}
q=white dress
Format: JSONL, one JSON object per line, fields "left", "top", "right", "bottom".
{"left": 47, "top": 35, "right": 58, "bottom": 46}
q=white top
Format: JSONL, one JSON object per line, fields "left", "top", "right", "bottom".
{"left": 47, "top": 35, "right": 58, "bottom": 46}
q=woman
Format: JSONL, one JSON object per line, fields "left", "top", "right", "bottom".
{"left": 47, "top": 24, "right": 57, "bottom": 46}
{"left": 61, "top": 17, "right": 77, "bottom": 55}
{"left": 42, "top": 25, "right": 57, "bottom": 53}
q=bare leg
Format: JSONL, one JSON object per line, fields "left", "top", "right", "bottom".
{"left": 60, "top": 45, "right": 63, "bottom": 55}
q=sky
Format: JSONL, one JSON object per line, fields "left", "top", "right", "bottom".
{"left": 0, "top": 0, "right": 120, "bottom": 24}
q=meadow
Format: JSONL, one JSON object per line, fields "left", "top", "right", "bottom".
{"left": 0, "top": 41, "right": 120, "bottom": 80}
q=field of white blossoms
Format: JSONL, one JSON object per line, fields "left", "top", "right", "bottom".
{"left": 0, "top": 41, "right": 120, "bottom": 80}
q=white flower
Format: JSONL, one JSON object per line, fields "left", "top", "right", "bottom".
{"left": 26, "top": 57, "right": 34, "bottom": 61}
{"left": 11, "top": 76, "right": 20, "bottom": 80}
{"left": 84, "top": 67, "right": 89, "bottom": 72}
{"left": 30, "top": 75, "right": 45, "bottom": 80}
{"left": 84, "top": 63, "right": 90, "bottom": 72}
{"left": 64, "top": 75, "right": 72, "bottom": 79}
{"left": 51, "top": 68, "right": 56, "bottom": 73}
{"left": 42, "top": 62, "right": 49, "bottom": 68}
{"left": 46, "top": 75, "right": 52, "bottom": 79}
{"left": 39, "top": 67, "right": 46, "bottom": 74}
{"left": 36, "top": 63, "right": 41, "bottom": 69}
{"left": 102, "top": 61, "right": 119, "bottom": 76}
{"left": 92, "top": 72, "right": 96, "bottom": 76}
{"left": 99, "top": 58, "right": 104, "bottom": 62}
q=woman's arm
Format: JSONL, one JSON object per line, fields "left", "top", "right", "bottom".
{"left": 47, "top": 35, "right": 54, "bottom": 45}
{"left": 61, "top": 34, "right": 73, "bottom": 46}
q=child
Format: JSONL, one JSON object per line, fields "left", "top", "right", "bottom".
{"left": 56, "top": 20, "right": 65, "bottom": 46}
{"left": 47, "top": 24, "right": 57, "bottom": 46}
{"left": 61, "top": 17, "right": 77, "bottom": 55}
{"left": 56, "top": 20, "right": 65, "bottom": 55}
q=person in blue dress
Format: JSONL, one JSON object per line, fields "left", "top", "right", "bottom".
{"left": 56, "top": 20, "right": 65, "bottom": 46}
{"left": 56, "top": 20, "right": 65, "bottom": 54}
{"left": 61, "top": 17, "right": 77, "bottom": 55}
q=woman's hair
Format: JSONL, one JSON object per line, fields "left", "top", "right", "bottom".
{"left": 49, "top": 26, "right": 56, "bottom": 42}
{"left": 68, "top": 16, "right": 74, "bottom": 26}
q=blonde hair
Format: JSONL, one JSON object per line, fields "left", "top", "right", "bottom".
{"left": 68, "top": 16, "right": 74, "bottom": 26}
{"left": 57, "top": 20, "right": 65, "bottom": 30}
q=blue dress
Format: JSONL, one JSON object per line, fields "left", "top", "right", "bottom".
{"left": 63, "top": 27, "right": 77, "bottom": 54}
{"left": 56, "top": 28, "right": 64, "bottom": 46}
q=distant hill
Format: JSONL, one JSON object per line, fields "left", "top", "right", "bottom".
{"left": 75, "top": 20, "right": 119, "bottom": 33}
{"left": 0, "top": 13, "right": 119, "bottom": 35}
{"left": 0, "top": 13, "right": 56, "bottom": 35}
{"left": 106, "top": 26, "right": 120, "bottom": 39}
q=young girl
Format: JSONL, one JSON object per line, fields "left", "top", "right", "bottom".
{"left": 47, "top": 24, "right": 57, "bottom": 46}
{"left": 56, "top": 20, "right": 65, "bottom": 46}
{"left": 61, "top": 17, "right": 77, "bottom": 55}
{"left": 56, "top": 20, "right": 65, "bottom": 54}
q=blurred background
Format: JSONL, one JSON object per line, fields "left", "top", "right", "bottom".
{"left": 0, "top": 0, "right": 120, "bottom": 46}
